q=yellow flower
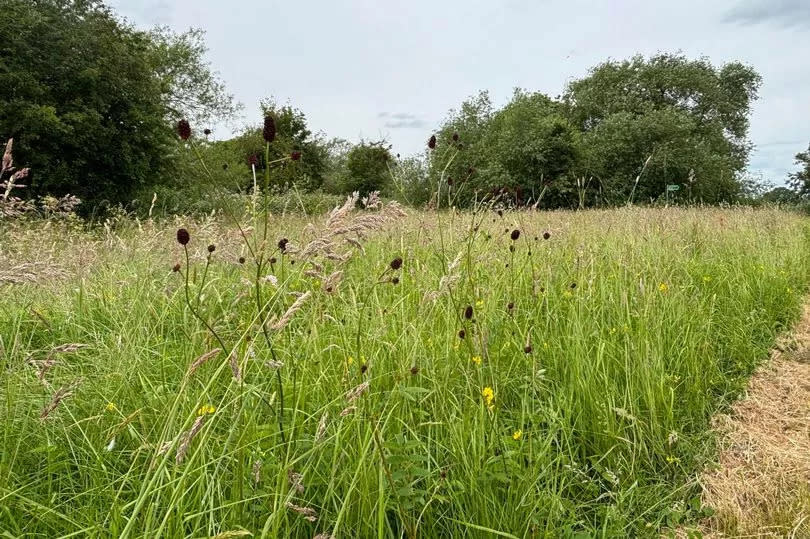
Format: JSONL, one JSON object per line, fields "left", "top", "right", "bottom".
{"left": 512, "top": 429, "right": 522, "bottom": 441}
{"left": 702, "top": 275, "right": 712, "bottom": 283}
{"left": 563, "top": 290, "right": 573, "bottom": 299}
{"left": 787, "top": 287, "right": 793, "bottom": 294}
{"left": 197, "top": 404, "right": 216, "bottom": 416}
{"left": 481, "top": 386, "right": 495, "bottom": 408}
{"left": 105, "top": 402, "right": 117, "bottom": 412}
{"left": 658, "top": 282, "right": 669, "bottom": 293}
{"left": 475, "top": 299, "right": 484, "bottom": 308}
{"left": 666, "top": 454, "right": 680, "bottom": 464}
{"left": 346, "top": 356, "right": 354, "bottom": 367}
{"left": 543, "top": 341, "right": 549, "bottom": 350}
{"left": 471, "top": 355, "right": 482, "bottom": 366}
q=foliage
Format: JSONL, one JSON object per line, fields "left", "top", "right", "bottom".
{"left": 0, "top": 0, "right": 235, "bottom": 210}
{"left": 566, "top": 54, "right": 761, "bottom": 204}
{"left": 788, "top": 143, "right": 810, "bottom": 195}
{"left": 338, "top": 140, "right": 394, "bottom": 197}
{"left": 429, "top": 54, "right": 762, "bottom": 209}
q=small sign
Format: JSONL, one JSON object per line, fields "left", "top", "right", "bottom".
{"left": 666, "top": 184, "right": 680, "bottom": 191}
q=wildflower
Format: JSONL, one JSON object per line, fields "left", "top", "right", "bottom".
{"left": 177, "top": 119, "right": 191, "bottom": 140}
{"left": 482, "top": 386, "right": 495, "bottom": 409}
{"left": 512, "top": 429, "right": 522, "bottom": 441}
{"left": 658, "top": 282, "right": 669, "bottom": 293}
{"left": 390, "top": 257, "right": 403, "bottom": 270}
{"left": 563, "top": 290, "right": 573, "bottom": 299}
{"left": 475, "top": 299, "right": 484, "bottom": 308}
{"left": 666, "top": 455, "right": 680, "bottom": 464}
{"left": 428, "top": 135, "right": 437, "bottom": 150}
{"left": 203, "top": 128, "right": 212, "bottom": 136}
{"left": 105, "top": 402, "right": 117, "bottom": 412}
{"left": 238, "top": 257, "right": 246, "bottom": 264}
{"left": 360, "top": 364, "right": 368, "bottom": 374}
{"left": 197, "top": 404, "right": 216, "bottom": 415}
{"left": 543, "top": 231, "right": 551, "bottom": 240}
{"left": 471, "top": 355, "right": 482, "bottom": 366}
{"left": 263, "top": 115, "right": 276, "bottom": 143}
{"left": 458, "top": 329, "right": 466, "bottom": 339}
{"left": 510, "top": 229, "right": 520, "bottom": 241}
{"left": 570, "top": 282, "right": 577, "bottom": 289}
{"left": 524, "top": 345, "right": 533, "bottom": 354}
{"left": 346, "top": 356, "right": 354, "bottom": 367}
{"left": 410, "top": 365, "right": 419, "bottom": 375}
{"left": 207, "top": 244, "right": 216, "bottom": 253}
{"left": 702, "top": 275, "right": 711, "bottom": 283}
{"left": 278, "top": 238, "right": 289, "bottom": 252}
{"left": 176, "top": 228, "right": 190, "bottom": 245}
{"left": 464, "top": 305, "right": 473, "bottom": 320}
{"left": 172, "top": 263, "right": 181, "bottom": 272}
{"left": 290, "top": 151, "right": 302, "bottom": 161}
{"left": 264, "top": 274, "right": 278, "bottom": 286}
{"left": 248, "top": 154, "right": 259, "bottom": 166}
{"left": 507, "top": 301, "right": 514, "bottom": 311}
{"left": 391, "top": 276, "right": 400, "bottom": 285}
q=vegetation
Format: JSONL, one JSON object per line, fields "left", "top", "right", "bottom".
{"left": 0, "top": 0, "right": 235, "bottom": 210}
{"left": 1, "top": 203, "right": 809, "bottom": 536}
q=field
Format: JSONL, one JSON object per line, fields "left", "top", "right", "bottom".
{"left": 1, "top": 204, "right": 809, "bottom": 537}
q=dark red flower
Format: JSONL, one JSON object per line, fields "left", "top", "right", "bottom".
{"left": 238, "top": 257, "right": 246, "bottom": 264}
{"left": 177, "top": 120, "right": 191, "bottom": 141}
{"left": 207, "top": 244, "right": 216, "bottom": 253}
{"left": 203, "top": 128, "right": 212, "bottom": 136}
{"left": 390, "top": 257, "right": 403, "bottom": 270}
{"left": 428, "top": 135, "right": 437, "bottom": 150}
{"left": 511, "top": 229, "right": 520, "bottom": 241}
{"left": 291, "top": 151, "right": 302, "bottom": 161}
{"left": 452, "top": 132, "right": 459, "bottom": 142}
{"left": 543, "top": 231, "right": 551, "bottom": 240}
{"left": 464, "top": 305, "right": 473, "bottom": 320}
{"left": 278, "top": 238, "right": 289, "bottom": 252}
{"left": 248, "top": 154, "right": 258, "bottom": 167}
{"left": 172, "top": 263, "right": 181, "bottom": 272}
{"left": 176, "top": 228, "right": 190, "bottom": 245}
{"left": 263, "top": 115, "right": 276, "bottom": 143}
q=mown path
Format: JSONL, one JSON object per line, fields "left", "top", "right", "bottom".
{"left": 700, "top": 301, "right": 810, "bottom": 537}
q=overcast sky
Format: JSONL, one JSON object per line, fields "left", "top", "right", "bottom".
{"left": 110, "top": 0, "right": 810, "bottom": 185}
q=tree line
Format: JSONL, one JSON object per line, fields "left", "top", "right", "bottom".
{"left": 2, "top": 0, "right": 807, "bottom": 215}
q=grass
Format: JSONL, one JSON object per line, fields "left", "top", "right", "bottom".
{"left": 1, "top": 205, "right": 809, "bottom": 537}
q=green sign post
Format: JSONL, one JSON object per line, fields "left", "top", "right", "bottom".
{"left": 665, "top": 184, "right": 679, "bottom": 205}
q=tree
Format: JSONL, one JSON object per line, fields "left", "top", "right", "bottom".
{"left": 565, "top": 54, "right": 761, "bottom": 203}
{"left": 213, "top": 100, "right": 329, "bottom": 192}
{"left": 429, "top": 90, "right": 581, "bottom": 208}
{"left": 0, "top": 0, "right": 235, "bottom": 209}
{"left": 788, "top": 143, "right": 810, "bottom": 195}
{"left": 341, "top": 141, "right": 393, "bottom": 196}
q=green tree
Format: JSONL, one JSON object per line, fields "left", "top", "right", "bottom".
{"left": 0, "top": 0, "right": 235, "bottom": 210}
{"left": 429, "top": 90, "right": 581, "bottom": 208}
{"left": 341, "top": 141, "right": 393, "bottom": 196}
{"left": 788, "top": 143, "right": 810, "bottom": 195}
{"left": 565, "top": 54, "right": 761, "bottom": 203}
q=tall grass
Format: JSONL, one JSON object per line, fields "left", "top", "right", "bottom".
{"left": 1, "top": 206, "right": 809, "bottom": 537}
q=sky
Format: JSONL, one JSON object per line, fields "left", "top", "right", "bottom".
{"left": 109, "top": 0, "right": 810, "bottom": 185}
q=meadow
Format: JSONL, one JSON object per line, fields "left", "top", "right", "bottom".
{"left": 1, "top": 203, "right": 809, "bottom": 538}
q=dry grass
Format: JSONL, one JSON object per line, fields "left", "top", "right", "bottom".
{"left": 700, "top": 301, "right": 810, "bottom": 537}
